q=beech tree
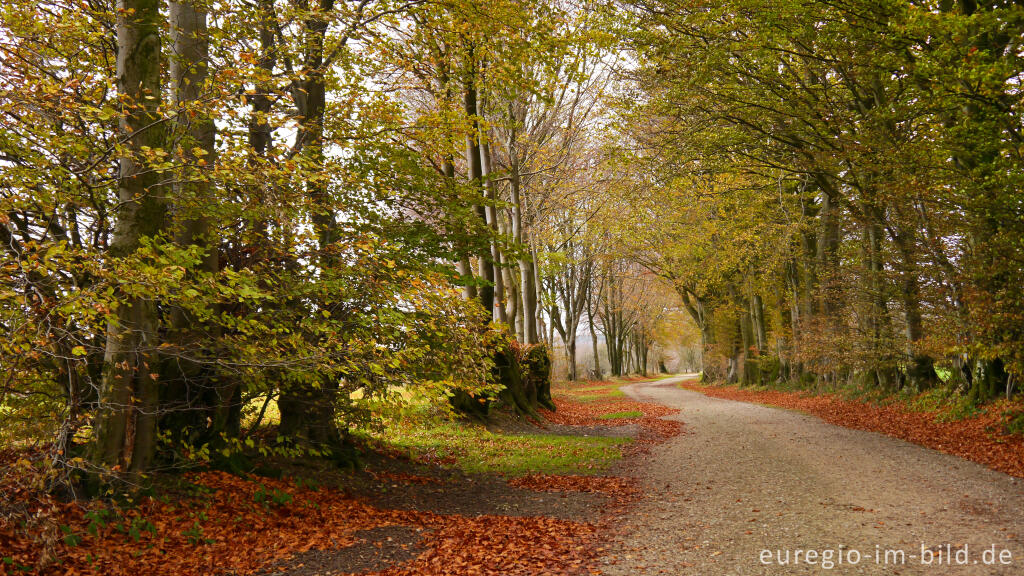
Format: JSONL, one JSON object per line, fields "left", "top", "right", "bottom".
{"left": 614, "top": 0, "right": 1024, "bottom": 398}
{"left": 0, "top": 0, "right": 501, "bottom": 486}
{"left": 91, "top": 0, "right": 169, "bottom": 479}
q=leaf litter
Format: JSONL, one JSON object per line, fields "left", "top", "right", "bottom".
{"left": 1, "top": 378, "right": 683, "bottom": 576}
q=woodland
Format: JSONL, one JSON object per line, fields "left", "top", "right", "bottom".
{"left": 1, "top": 0, "right": 1024, "bottom": 573}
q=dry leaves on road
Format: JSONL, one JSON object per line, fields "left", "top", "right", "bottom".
{"left": 508, "top": 474, "right": 639, "bottom": 504}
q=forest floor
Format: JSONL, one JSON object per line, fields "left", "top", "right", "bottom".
{"left": 601, "top": 376, "right": 1024, "bottom": 575}
{"left": 6, "top": 376, "right": 1024, "bottom": 575}
{"left": 0, "top": 376, "right": 677, "bottom": 576}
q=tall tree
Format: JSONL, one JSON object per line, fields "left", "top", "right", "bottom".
{"left": 91, "top": 0, "right": 168, "bottom": 478}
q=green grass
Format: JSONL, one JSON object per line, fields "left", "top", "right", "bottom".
{"left": 365, "top": 421, "right": 629, "bottom": 476}
{"left": 574, "top": 384, "right": 624, "bottom": 393}
{"left": 597, "top": 410, "right": 643, "bottom": 420}
{"left": 570, "top": 391, "right": 625, "bottom": 403}
{"left": 560, "top": 383, "right": 625, "bottom": 402}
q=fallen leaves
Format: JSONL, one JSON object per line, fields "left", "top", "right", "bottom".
{"left": 373, "top": 515, "right": 598, "bottom": 576}
{"left": 1, "top": 471, "right": 413, "bottom": 575}
{"left": 542, "top": 380, "right": 684, "bottom": 456}
{"left": 0, "top": 380, "right": 680, "bottom": 576}
{"left": 0, "top": 469, "right": 603, "bottom": 576}
{"left": 682, "top": 381, "right": 1024, "bottom": 478}
{"left": 507, "top": 474, "right": 639, "bottom": 504}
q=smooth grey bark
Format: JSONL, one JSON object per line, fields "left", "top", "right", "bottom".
{"left": 887, "top": 218, "right": 937, "bottom": 390}
{"left": 498, "top": 212, "right": 518, "bottom": 333}
{"left": 586, "top": 281, "right": 602, "bottom": 379}
{"left": 548, "top": 242, "right": 592, "bottom": 381}
{"left": 676, "top": 285, "right": 720, "bottom": 381}
{"left": 520, "top": 247, "right": 539, "bottom": 344}
{"left": 464, "top": 72, "right": 494, "bottom": 314}
{"left": 163, "top": 0, "right": 230, "bottom": 443}
{"left": 507, "top": 132, "right": 538, "bottom": 343}
{"left": 752, "top": 293, "right": 767, "bottom": 354}
{"left": 170, "top": 0, "right": 216, "bottom": 265}
{"left": 92, "top": 0, "right": 167, "bottom": 478}
{"left": 458, "top": 255, "right": 478, "bottom": 301}
{"left": 444, "top": 155, "right": 477, "bottom": 301}
{"left": 815, "top": 185, "right": 841, "bottom": 318}
{"left": 482, "top": 141, "right": 506, "bottom": 323}
{"left": 601, "top": 271, "right": 630, "bottom": 376}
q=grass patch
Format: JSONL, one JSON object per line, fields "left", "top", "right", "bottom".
{"left": 570, "top": 391, "right": 626, "bottom": 403}
{"left": 641, "top": 373, "right": 678, "bottom": 381}
{"left": 557, "top": 383, "right": 625, "bottom": 402}
{"left": 575, "top": 384, "right": 624, "bottom": 393}
{"left": 597, "top": 410, "right": 643, "bottom": 420}
{"left": 364, "top": 421, "right": 629, "bottom": 477}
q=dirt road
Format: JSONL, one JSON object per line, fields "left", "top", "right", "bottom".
{"left": 601, "top": 376, "right": 1024, "bottom": 575}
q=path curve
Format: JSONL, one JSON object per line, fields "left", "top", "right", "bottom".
{"left": 601, "top": 376, "right": 1024, "bottom": 575}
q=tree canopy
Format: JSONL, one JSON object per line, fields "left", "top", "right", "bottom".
{"left": 1, "top": 0, "right": 1022, "bottom": 492}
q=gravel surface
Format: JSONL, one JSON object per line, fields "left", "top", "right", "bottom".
{"left": 600, "top": 376, "right": 1024, "bottom": 575}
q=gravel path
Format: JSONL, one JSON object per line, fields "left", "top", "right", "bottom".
{"left": 601, "top": 376, "right": 1024, "bottom": 575}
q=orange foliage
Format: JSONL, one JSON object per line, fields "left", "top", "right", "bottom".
{"left": 374, "top": 515, "right": 597, "bottom": 576}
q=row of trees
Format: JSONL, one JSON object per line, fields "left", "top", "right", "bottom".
{"left": 3, "top": 0, "right": 682, "bottom": 490}
{"left": 3, "top": 0, "right": 521, "bottom": 487}
{"left": 379, "top": 1, "right": 687, "bottom": 383}
{"left": 614, "top": 0, "right": 1023, "bottom": 402}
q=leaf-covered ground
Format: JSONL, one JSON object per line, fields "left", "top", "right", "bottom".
{"left": 1, "top": 378, "right": 682, "bottom": 576}
{"left": 542, "top": 379, "right": 683, "bottom": 456}
{"left": 681, "top": 381, "right": 1024, "bottom": 478}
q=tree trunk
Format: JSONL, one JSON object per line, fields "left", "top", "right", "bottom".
{"left": 521, "top": 255, "right": 539, "bottom": 344}
{"left": 509, "top": 149, "right": 537, "bottom": 343}
{"left": 640, "top": 335, "right": 649, "bottom": 377}
{"left": 862, "top": 217, "right": 894, "bottom": 389}
{"left": 464, "top": 72, "right": 494, "bottom": 314}
{"left": 503, "top": 250, "right": 518, "bottom": 332}
{"left": 162, "top": 0, "right": 232, "bottom": 448}
{"left": 586, "top": 288, "right": 601, "bottom": 379}
{"left": 752, "top": 293, "right": 767, "bottom": 353}
{"left": 482, "top": 142, "right": 506, "bottom": 323}
{"left": 816, "top": 187, "right": 841, "bottom": 318}
{"left": 276, "top": 0, "right": 346, "bottom": 457}
{"left": 890, "top": 227, "right": 937, "bottom": 390}
{"left": 566, "top": 332, "right": 578, "bottom": 381}
{"left": 92, "top": 0, "right": 167, "bottom": 481}
{"left": 735, "top": 286, "right": 756, "bottom": 385}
